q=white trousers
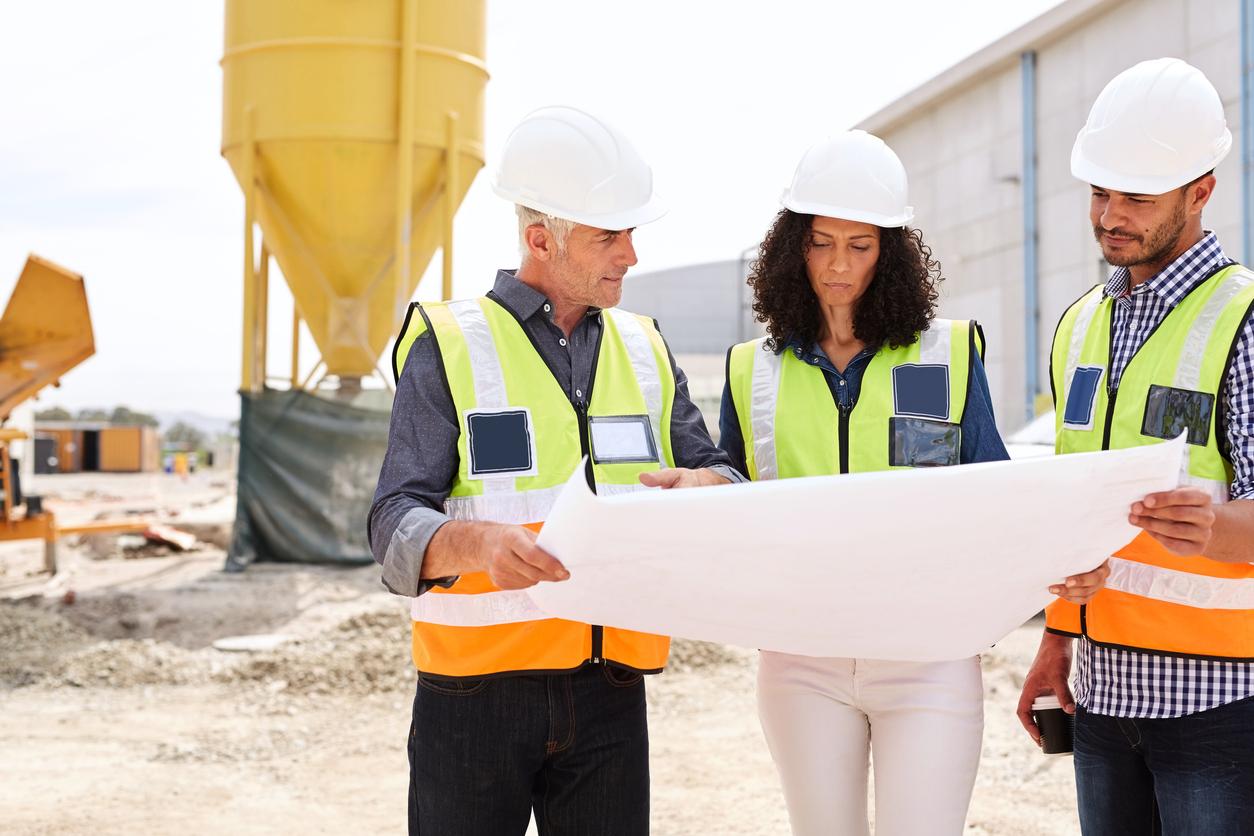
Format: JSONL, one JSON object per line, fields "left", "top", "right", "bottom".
{"left": 757, "top": 652, "right": 984, "bottom": 836}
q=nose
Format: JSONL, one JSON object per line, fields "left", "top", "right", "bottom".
{"left": 1097, "top": 199, "right": 1125, "bottom": 231}
{"left": 616, "top": 232, "right": 638, "bottom": 268}
{"left": 828, "top": 248, "right": 850, "bottom": 275}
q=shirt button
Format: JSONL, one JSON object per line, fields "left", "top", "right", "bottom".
{"left": 543, "top": 303, "right": 551, "bottom": 313}
{"left": 809, "top": 358, "right": 818, "bottom": 364}
{"left": 839, "top": 380, "right": 846, "bottom": 386}
{"left": 559, "top": 338, "right": 567, "bottom": 347}
{"left": 575, "top": 389, "right": 583, "bottom": 398}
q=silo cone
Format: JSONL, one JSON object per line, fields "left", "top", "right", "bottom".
{"left": 220, "top": 1, "right": 486, "bottom": 569}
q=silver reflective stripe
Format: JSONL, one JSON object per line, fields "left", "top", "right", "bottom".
{"left": 444, "top": 485, "right": 564, "bottom": 525}
{"left": 604, "top": 308, "right": 666, "bottom": 464}
{"left": 1170, "top": 268, "right": 1250, "bottom": 501}
{"left": 446, "top": 300, "right": 513, "bottom": 494}
{"left": 1179, "top": 471, "right": 1230, "bottom": 504}
{"left": 596, "top": 482, "right": 650, "bottom": 497}
{"left": 918, "top": 319, "right": 953, "bottom": 365}
{"left": 1106, "top": 556, "right": 1254, "bottom": 610}
{"left": 749, "top": 340, "right": 782, "bottom": 480}
{"left": 1173, "top": 269, "right": 1254, "bottom": 390}
{"left": 411, "top": 588, "right": 550, "bottom": 626}
{"left": 1062, "top": 290, "right": 1104, "bottom": 408}
{"left": 442, "top": 477, "right": 651, "bottom": 524}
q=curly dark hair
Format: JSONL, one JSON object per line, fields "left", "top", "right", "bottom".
{"left": 747, "top": 209, "right": 943, "bottom": 352}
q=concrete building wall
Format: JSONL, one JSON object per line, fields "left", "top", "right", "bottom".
{"left": 620, "top": 259, "right": 765, "bottom": 435}
{"left": 619, "top": 258, "right": 761, "bottom": 355}
{"left": 866, "top": 0, "right": 1246, "bottom": 431}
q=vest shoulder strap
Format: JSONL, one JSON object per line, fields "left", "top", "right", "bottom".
{"left": 392, "top": 301, "right": 437, "bottom": 383}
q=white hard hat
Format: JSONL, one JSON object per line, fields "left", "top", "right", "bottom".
{"left": 780, "top": 130, "right": 914, "bottom": 227}
{"left": 491, "top": 106, "right": 666, "bottom": 231}
{"left": 1072, "top": 57, "right": 1232, "bottom": 195}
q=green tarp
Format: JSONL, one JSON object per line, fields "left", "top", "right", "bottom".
{"left": 227, "top": 388, "right": 392, "bottom": 570}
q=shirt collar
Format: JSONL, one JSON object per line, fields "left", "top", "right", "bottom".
{"left": 490, "top": 269, "right": 601, "bottom": 322}
{"left": 782, "top": 336, "right": 879, "bottom": 369}
{"left": 1103, "top": 231, "right": 1231, "bottom": 307}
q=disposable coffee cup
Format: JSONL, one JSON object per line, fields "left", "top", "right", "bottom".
{"left": 1032, "top": 695, "right": 1074, "bottom": 756}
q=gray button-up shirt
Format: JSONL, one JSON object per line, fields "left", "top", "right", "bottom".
{"left": 368, "top": 269, "right": 745, "bottom": 596}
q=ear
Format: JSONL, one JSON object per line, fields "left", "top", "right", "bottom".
{"left": 1186, "top": 174, "right": 1216, "bottom": 216}
{"left": 523, "top": 224, "right": 556, "bottom": 263}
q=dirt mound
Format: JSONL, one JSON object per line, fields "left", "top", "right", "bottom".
{"left": 0, "top": 601, "right": 96, "bottom": 687}
{"left": 44, "top": 639, "right": 214, "bottom": 688}
{"left": 219, "top": 607, "right": 413, "bottom": 696}
{"left": 666, "top": 638, "right": 754, "bottom": 673}
{"left": 5, "top": 595, "right": 747, "bottom": 697}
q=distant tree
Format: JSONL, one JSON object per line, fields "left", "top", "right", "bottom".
{"left": 75, "top": 408, "right": 109, "bottom": 422}
{"left": 164, "top": 421, "right": 207, "bottom": 450}
{"left": 34, "top": 406, "right": 72, "bottom": 421}
{"left": 109, "top": 406, "right": 159, "bottom": 427}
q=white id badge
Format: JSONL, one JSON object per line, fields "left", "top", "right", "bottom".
{"left": 588, "top": 415, "right": 658, "bottom": 464}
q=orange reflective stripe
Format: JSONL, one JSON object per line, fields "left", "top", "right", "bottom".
{"left": 602, "top": 627, "right": 670, "bottom": 671}
{"left": 1084, "top": 589, "right": 1254, "bottom": 659}
{"left": 412, "top": 618, "right": 590, "bottom": 677}
{"left": 1114, "top": 532, "right": 1254, "bottom": 580}
{"left": 1061, "top": 533, "right": 1254, "bottom": 658}
{"left": 411, "top": 620, "right": 670, "bottom": 678}
{"left": 1044, "top": 597, "right": 1082, "bottom": 637}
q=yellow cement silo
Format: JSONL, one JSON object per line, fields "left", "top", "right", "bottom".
{"left": 221, "top": 0, "right": 486, "bottom": 387}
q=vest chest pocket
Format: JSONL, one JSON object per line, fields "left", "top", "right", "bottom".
{"left": 465, "top": 408, "right": 539, "bottom": 478}
{"left": 1141, "top": 384, "right": 1215, "bottom": 446}
{"left": 589, "top": 415, "right": 659, "bottom": 464}
{"left": 889, "top": 416, "right": 961, "bottom": 467}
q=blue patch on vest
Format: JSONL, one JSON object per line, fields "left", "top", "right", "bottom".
{"left": 892, "top": 364, "right": 950, "bottom": 421}
{"left": 466, "top": 410, "right": 534, "bottom": 475}
{"left": 1063, "top": 366, "right": 1104, "bottom": 428}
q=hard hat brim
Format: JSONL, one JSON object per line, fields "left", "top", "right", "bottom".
{"left": 780, "top": 192, "right": 914, "bottom": 228}
{"left": 493, "top": 183, "right": 668, "bottom": 231}
{"left": 1070, "top": 129, "right": 1233, "bottom": 195}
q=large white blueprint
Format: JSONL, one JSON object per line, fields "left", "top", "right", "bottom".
{"left": 528, "top": 436, "right": 1185, "bottom": 661}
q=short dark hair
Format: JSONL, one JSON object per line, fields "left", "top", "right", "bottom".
{"left": 747, "top": 209, "right": 944, "bottom": 352}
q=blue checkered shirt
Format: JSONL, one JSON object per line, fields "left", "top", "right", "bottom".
{"left": 1073, "top": 232, "right": 1254, "bottom": 718}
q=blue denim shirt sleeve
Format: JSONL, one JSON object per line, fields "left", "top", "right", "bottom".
{"left": 959, "top": 351, "right": 1010, "bottom": 464}
{"left": 717, "top": 348, "right": 749, "bottom": 476}
{"left": 715, "top": 343, "right": 1008, "bottom": 471}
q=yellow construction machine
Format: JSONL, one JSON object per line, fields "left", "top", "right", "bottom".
{"left": 0, "top": 255, "right": 147, "bottom": 573}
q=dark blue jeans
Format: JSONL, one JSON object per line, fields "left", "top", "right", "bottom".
{"left": 408, "top": 663, "right": 649, "bottom": 835}
{"left": 1075, "top": 697, "right": 1254, "bottom": 835}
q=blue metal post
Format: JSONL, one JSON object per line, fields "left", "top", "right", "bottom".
{"left": 1242, "top": 0, "right": 1254, "bottom": 263}
{"left": 1021, "top": 50, "right": 1039, "bottom": 422}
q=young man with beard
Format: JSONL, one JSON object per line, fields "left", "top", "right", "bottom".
{"left": 1017, "top": 58, "right": 1254, "bottom": 835}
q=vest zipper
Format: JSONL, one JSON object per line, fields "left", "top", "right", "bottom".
{"left": 591, "top": 626, "right": 603, "bottom": 664}
{"left": 575, "top": 398, "right": 604, "bottom": 663}
{"left": 838, "top": 403, "right": 851, "bottom": 475}
{"left": 1101, "top": 309, "right": 1117, "bottom": 451}
{"left": 576, "top": 324, "right": 603, "bottom": 664}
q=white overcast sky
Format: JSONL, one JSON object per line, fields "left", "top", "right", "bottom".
{"left": 0, "top": 0, "right": 1063, "bottom": 419}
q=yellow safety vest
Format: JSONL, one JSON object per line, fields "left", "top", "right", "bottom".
{"left": 728, "top": 319, "right": 981, "bottom": 478}
{"left": 393, "top": 296, "right": 676, "bottom": 678}
{"left": 1045, "top": 264, "right": 1254, "bottom": 660}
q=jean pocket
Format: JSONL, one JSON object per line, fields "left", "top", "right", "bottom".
{"left": 417, "top": 674, "right": 490, "bottom": 697}
{"left": 602, "top": 666, "right": 644, "bottom": 688}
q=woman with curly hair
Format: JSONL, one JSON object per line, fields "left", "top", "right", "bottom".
{"left": 718, "top": 131, "right": 1104, "bottom": 835}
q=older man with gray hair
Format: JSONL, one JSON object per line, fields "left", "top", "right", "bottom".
{"left": 369, "top": 105, "right": 742, "bottom": 835}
